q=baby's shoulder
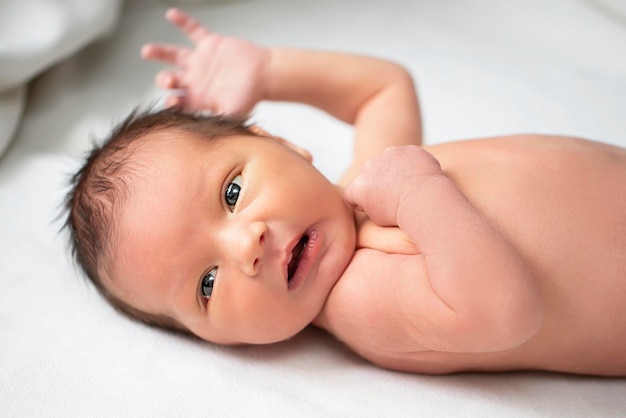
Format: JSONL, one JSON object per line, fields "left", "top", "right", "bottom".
{"left": 319, "top": 218, "right": 421, "bottom": 351}
{"left": 426, "top": 134, "right": 626, "bottom": 163}
{"left": 320, "top": 248, "right": 426, "bottom": 355}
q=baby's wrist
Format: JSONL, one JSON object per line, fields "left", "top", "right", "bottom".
{"left": 262, "top": 47, "right": 280, "bottom": 101}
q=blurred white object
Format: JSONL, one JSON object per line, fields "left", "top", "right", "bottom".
{"left": 591, "top": 0, "right": 626, "bottom": 18}
{"left": 0, "top": 0, "right": 122, "bottom": 157}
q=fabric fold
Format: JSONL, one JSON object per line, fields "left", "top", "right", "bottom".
{"left": 0, "top": 0, "right": 123, "bottom": 157}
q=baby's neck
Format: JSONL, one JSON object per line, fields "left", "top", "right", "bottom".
{"left": 311, "top": 311, "right": 331, "bottom": 331}
{"left": 310, "top": 209, "right": 418, "bottom": 335}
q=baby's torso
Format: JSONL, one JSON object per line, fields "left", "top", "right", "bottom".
{"left": 320, "top": 134, "right": 626, "bottom": 375}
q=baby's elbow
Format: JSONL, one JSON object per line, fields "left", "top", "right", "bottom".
{"left": 505, "top": 311, "right": 543, "bottom": 351}
{"left": 518, "top": 291, "right": 544, "bottom": 343}
{"left": 484, "top": 288, "right": 544, "bottom": 352}
{"left": 394, "top": 66, "right": 416, "bottom": 89}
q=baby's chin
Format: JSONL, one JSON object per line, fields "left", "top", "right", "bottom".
{"left": 199, "top": 325, "right": 312, "bottom": 346}
{"left": 191, "top": 297, "right": 337, "bottom": 346}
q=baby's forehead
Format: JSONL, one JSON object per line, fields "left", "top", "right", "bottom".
{"left": 136, "top": 128, "right": 207, "bottom": 153}
{"left": 134, "top": 128, "right": 242, "bottom": 158}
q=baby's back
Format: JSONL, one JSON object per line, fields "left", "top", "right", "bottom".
{"left": 323, "top": 135, "right": 626, "bottom": 375}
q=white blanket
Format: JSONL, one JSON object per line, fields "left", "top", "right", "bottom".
{"left": 1, "top": 0, "right": 625, "bottom": 416}
{"left": 0, "top": 0, "right": 122, "bottom": 157}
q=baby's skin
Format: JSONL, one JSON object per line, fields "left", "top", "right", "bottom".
{"left": 105, "top": 9, "right": 626, "bottom": 376}
{"left": 322, "top": 134, "right": 626, "bottom": 375}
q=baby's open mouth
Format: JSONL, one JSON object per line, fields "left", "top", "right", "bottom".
{"left": 287, "top": 234, "right": 309, "bottom": 282}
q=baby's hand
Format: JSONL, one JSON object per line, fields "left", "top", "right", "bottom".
{"left": 141, "top": 8, "right": 269, "bottom": 115}
{"left": 344, "top": 145, "right": 442, "bottom": 226}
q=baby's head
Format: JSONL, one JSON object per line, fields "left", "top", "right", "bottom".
{"left": 65, "top": 108, "right": 356, "bottom": 344}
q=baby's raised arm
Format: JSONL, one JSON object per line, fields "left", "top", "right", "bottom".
{"left": 344, "top": 146, "right": 544, "bottom": 353}
{"left": 263, "top": 45, "right": 421, "bottom": 184}
{"left": 142, "top": 8, "right": 422, "bottom": 184}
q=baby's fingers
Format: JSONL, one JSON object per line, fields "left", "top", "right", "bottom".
{"left": 164, "top": 95, "right": 185, "bottom": 109}
{"left": 155, "top": 70, "right": 185, "bottom": 89}
{"left": 141, "top": 44, "right": 191, "bottom": 66}
{"left": 165, "top": 8, "right": 212, "bottom": 44}
{"left": 342, "top": 179, "right": 365, "bottom": 211}
{"left": 344, "top": 173, "right": 398, "bottom": 226}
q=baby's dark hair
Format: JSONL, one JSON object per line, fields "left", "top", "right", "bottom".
{"left": 63, "top": 107, "right": 259, "bottom": 333}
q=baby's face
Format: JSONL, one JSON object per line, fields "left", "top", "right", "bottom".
{"left": 105, "top": 130, "right": 356, "bottom": 344}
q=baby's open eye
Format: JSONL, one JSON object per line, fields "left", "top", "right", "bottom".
{"left": 201, "top": 267, "right": 217, "bottom": 299}
{"left": 225, "top": 175, "right": 242, "bottom": 211}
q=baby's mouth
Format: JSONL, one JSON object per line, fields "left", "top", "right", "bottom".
{"left": 287, "top": 234, "right": 309, "bottom": 282}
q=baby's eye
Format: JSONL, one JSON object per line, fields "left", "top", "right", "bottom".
{"left": 201, "top": 267, "right": 217, "bottom": 299}
{"left": 225, "top": 175, "right": 242, "bottom": 211}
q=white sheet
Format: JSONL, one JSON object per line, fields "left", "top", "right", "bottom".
{"left": 2, "top": 0, "right": 625, "bottom": 416}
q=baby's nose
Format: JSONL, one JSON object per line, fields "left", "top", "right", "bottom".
{"left": 233, "top": 221, "right": 267, "bottom": 276}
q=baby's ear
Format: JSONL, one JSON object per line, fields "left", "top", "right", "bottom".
{"left": 249, "top": 125, "right": 313, "bottom": 163}
{"left": 272, "top": 135, "right": 313, "bottom": 163}
{"left": 248, "top": 125, "right": 272, "bottom": 137}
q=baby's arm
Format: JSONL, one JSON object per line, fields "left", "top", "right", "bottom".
{"left": 142, "top": 9, "right": 422, "bottom": 184}
{"left": 344, "top": 146, "right": 544, "bottom": 353}
{"left": 264, "top": 47, "right": 421, "bottom": 185}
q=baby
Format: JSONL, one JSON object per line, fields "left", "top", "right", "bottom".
{"left": 65, "top": 9, "right": 626, "bottom": 376}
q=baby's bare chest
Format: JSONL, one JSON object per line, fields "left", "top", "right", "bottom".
{"left": 326, "top": 136, "right": 626, "bottom": 373}
{"left": 435, "top": 136, "right": 626, "bottom": 327}
{"left": 327, "top": 247, "right": 626, "bottom": 374}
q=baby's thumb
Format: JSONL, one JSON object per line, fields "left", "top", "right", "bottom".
{"left": 342, "top": 181, "right": 364, "bottom": 212}
{"left": 220, "top": 95, "right": 254, "bottom": 117}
